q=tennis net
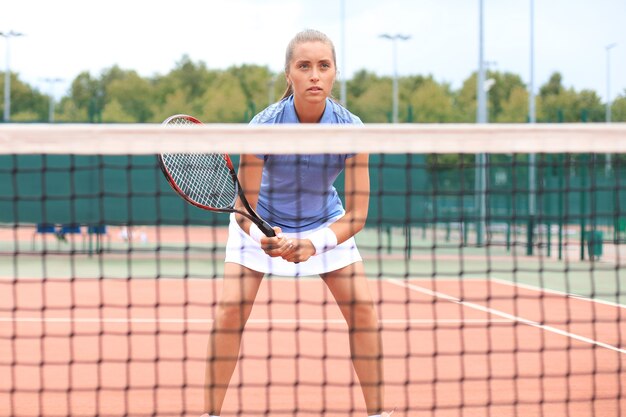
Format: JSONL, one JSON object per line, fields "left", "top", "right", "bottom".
{"left": 1, "top": 123, "right": 625, "bottom": 417}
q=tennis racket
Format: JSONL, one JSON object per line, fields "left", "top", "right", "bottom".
{"left": 158, "top": 114, "right": 276, "bottom": 238}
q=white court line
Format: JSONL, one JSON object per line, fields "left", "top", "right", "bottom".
{"left": 386, "top": 278, "right": 626, "bottom": 355}
{"left": 0, "top": 317, "right": 511, "bottom": 325}
{"left": 489, "top": 277, "right": 626, "bottom": 309}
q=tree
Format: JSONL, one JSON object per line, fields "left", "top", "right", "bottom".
{"left": 151, "top": 90, "right": 199, "bottom": 123}
{"left": 199, "top": 71, "right": 248, "bottom": 123}
{"left": 496, "top": 86, "right": 529, "bottom": 123}
{"left": 576, "top": 89, "right": 604, "bottom": 122}
{"left": 539, "top": 88, "right": 579, "bottom": 122}
{"left": 348, "top": 70, "right": 381, "bottom": 100}
{"left": 69, "top": 71, "right": 102, "bottom": 122}
{"left": 105, "top": 71, "right": 155, "bottom": 122}
{"left": 454, "top": 73, "right": 478, "bottom": 122}
{"left": 408, "top": 78, "right": 456, "bottom": 122}
{"left": 55, "top": 96, "right": 88, "bottom": 122}
{"left": 486, "top": 71, "right": 526, "bottom": 121}
{"left": 230, "top": 64, "right": 275, "bottom": 114}
{"left": 348, "top": 78, "right": 392, "bottom": 123}
{"left": 612, "top": 90, "right": 626, "bottom": 122}
{"left": 158, "top": 55, "right": 216, "bottom": 102}
{"left": 539, "top": 72, "right": 564, "bottom": 98}
{"left": 0, "top": 72, "right": 48, "bottom": 121}
{"left": 6, "top": 56, "right": 621, "bottom": 125}
{"left": 101, "top": 99, "right": 136, "bottom": 123}
{"left": 535, "top": 72, "right": 604, "bottom": 122}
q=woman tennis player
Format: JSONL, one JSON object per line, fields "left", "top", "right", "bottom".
{"left": 202, "top": 29, "right": 391, "bottom": 417}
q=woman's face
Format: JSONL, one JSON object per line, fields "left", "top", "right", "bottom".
{"left": 286, "top": 41, "right": 336, "bottom": 106}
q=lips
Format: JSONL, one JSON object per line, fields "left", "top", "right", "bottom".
{"left": 308, "top": 86, "right": 323, "bottom": 92}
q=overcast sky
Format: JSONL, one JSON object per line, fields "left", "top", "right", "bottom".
{"left": 2, "top": 0, "right": 625, "bottom": 103}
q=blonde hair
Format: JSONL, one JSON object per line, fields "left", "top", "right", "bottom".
{"left": 280, "top": 29, "right": 337, "bottom": 100}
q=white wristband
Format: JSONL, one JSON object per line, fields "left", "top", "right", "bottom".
{"left": 307, "top": 228, "right": 338, "bottom": 255}
{"left": 248, "top": 223, "right": 265, "bottom": 244}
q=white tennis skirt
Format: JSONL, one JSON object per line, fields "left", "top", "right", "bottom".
{"left": 224, "top": 214, "right": 362, "bottom": 276}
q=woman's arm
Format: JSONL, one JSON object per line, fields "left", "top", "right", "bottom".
{"left": 234, "top": 154, "right": 264, "bottom": 234}
{"left": 328, "top": 153, "right": 370, "bottom": 243}
{"left": 237, "top": 154, "right": 294, "bottom": 256}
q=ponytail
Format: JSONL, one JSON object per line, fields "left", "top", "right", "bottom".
{"left": 280, "top": 84, "right": 293, "bottom": 100}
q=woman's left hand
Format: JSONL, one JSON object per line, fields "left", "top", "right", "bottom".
{"left": 259, "top": 227, "right": 315, "bottom": 263}
{"left": 279, "top": 238, "right": 316, "bottom": 263}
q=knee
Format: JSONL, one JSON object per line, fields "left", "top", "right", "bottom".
{"left": 343, "top": 300, "right": 379, "bottom": 331}
{"left": 214, "top": 301, "right": 252, "bottom": 331}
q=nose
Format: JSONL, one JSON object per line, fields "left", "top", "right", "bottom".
{"left": 310, "top": 68, "right": 320, "bottom": 82}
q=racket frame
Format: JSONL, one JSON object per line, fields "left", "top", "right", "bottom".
{"left": 158, "top": 114, "right": 276, "bottom": 237}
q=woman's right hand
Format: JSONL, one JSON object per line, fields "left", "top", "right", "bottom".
{"left": 259, "top": 226, "right": 289, "bottom": 257}
{"left": 260, "top": 227, "right": 315, "bottom": 263}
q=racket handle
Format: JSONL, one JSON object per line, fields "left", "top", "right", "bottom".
{"left": 257, "top": 220, "right": 276, "bottom": 237}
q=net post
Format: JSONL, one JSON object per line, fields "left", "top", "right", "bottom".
{"left": 475, "top": 153, "right": 487, "bottom": 246}
{"left": 506, "top": 222, "right": 511, "bottom": 252}
{"left": 403, "top": 224, "right": 410, "bottom": 260}
{"left": 526, "top": 216, "right": 535, "bottom": 256}
{"left": 557, "top": 153, "right": 565, "bottom": 260}
{"left": 579, "top": 154, "right": 588, "bottom": 260}
{"left": 546, "top": 220, "right": 552, "bottom": 257}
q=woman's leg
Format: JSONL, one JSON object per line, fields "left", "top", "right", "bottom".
{"left": 321, "top": 262, "right": 384, "bottom": 415}
{"left": 204, "top": 262, "right": 265, "bottom": 415}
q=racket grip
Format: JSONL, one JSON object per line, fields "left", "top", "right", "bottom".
{"left": 257, "top": 220, "right": 276, "bottom": 237}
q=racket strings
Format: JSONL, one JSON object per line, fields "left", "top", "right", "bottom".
{"left": 163, "top": 152, "right": 237, "bottom": 209}
{"left": 162, "top": 116, "right": 237, "bottom": 210}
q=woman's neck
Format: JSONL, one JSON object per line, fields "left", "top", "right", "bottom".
{"left": 293, "top": 97, "right": 327, "bottom": 123}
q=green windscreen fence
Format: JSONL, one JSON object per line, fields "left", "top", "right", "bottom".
{"left": 2, "top": 153, "right": 624, "bottom": 235}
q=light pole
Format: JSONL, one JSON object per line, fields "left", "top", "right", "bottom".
{"left": 528, "top": 0, "right": 536, "bottom": 255}
{"left": 529, "top": 0, "right": 536, "bottom": 124}
{"left": 379, "top": 33, "right": 411, "bottom": 123}
{"left": 476, "top": 0, "right": 487, "bottom": 125}
{"left": 1, "top": 30, "right": 24, "bottom": 122}
{"left": 604, "top": 42, "right": 617, "bottom": 174}
{"left": 475, "top": 0, "right": 487, "bottom": 246}
{"left": 340, "top": 0, "right": 347, "bottom": 106}
{"left": 606, "top": 43, "right": 617, "bottom": 123}
{"left": 43, "top": 77, "right": 63, "bottom": 123}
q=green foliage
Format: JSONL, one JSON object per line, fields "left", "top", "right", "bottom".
{"left": 0, "top": 72, "right": 49, "bottom": 121}
{"left": 486, "top": 71, "right": 526, "bottom": 121}
{"left": 496, "top": 86, "right": 529, "bottom": 123}
{"left": 160, "top": 55, "right": 216, "bottom": 102}
{"left": 55, "top": 97, "right": 87, "bottom": 122}
{"left": 454, "top": 73, "right": 478, "bottom": 123}
{"left": 102, "top": 99, "right": 136, "bottom": 123}
{"left": 151, "top": 90, "right": 197, "bottom": 123}
{"left": 1, "top": 58, "right": 618, "bottom": 124}
{"left": 612, "top": 92, "right": 626, "bottom": 122}
{"left": 349, "top": 78, "right": 392, "bottom": 123}
{"left": 199, "top": 71, "right": 248, "bottom": 123}
{"left": 10, "top": 110, "right": 43, "bottom": 122}
{"left": 348, "top": 70, "right": 380, "bottom": 99}
{"left": 539, "top": 86, "right": 604, "bottom": 122}
{"left": 105, "top": 70, "right": 155, "bottom": 122}
{"left": 69, "top": 71, "right": 102, "bottom": 122}
{"left": 408, "top": 78, "right": 456, "bottom": 122}
{"left": 539, "top": 72, "right": 565, "bottom": 98}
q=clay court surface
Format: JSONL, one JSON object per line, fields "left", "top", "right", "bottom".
{"left": 1, "top": 224, "right": 625, "bottom": 416}
{"left": 2, "top": 275, "right": 625, "bottom": 416}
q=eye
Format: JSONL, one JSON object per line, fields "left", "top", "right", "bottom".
{"left": 298, "top": 63, "right": 310, "bottom": 69}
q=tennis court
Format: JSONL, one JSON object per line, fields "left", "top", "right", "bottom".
{"left": 1, "top": 124, "right": 626, "bottom": 416}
